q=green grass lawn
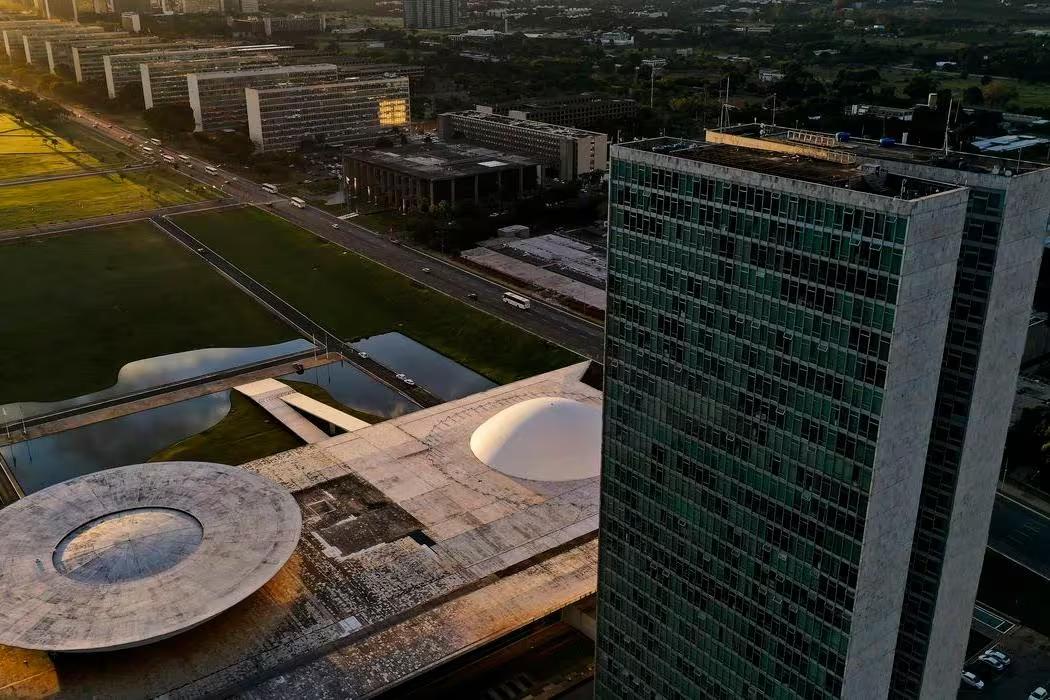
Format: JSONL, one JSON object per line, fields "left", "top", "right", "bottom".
{"left": 175, "top": 207, "right": 579, "bottom": 384}
{"left": 149, "top": 391, "right": 303, "bottom": 465}
{"left": 0, "top": 112, "right": 127, "bottom": 180}
{"left": 0, "top": 221, "right": 296, "bottom": 404}
{"left": 149, "top": 381, "right": 382, "bottom": 465}
{"left": 0, "top": 167, "right": 210, "bottom": 229}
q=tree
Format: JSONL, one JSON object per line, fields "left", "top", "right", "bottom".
{"left": 904, "top": 74, "right": 938, "bottom": 104}
{"left": 143, "top": 105, "right": 194, "bottom": 133}
{"left": 962, "top": 85, "right": 984, "bottom": 105}
{"left": 983, "top": 81, "right": 1018, "bottom": 108}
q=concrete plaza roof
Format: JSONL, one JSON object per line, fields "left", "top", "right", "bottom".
{"left": 0, "top": 461, "right": 302, "bottom": 653}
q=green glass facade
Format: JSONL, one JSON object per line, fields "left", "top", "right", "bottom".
{"left": 597, "top": 152, "right": 915, "bottom": 698}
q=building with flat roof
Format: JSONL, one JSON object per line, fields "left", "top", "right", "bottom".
{"left": 187, "top": 63, "right": 338, "bottom": 131}
{"left": 485, "top": 93, "right": 639, "bottom": 130}
{"left": 344, "top": 140, "right": 541, "bottom": 211}
{"left": 105, "top": 43, "right": 286, "bottom": 99}
{"left": 402, "top": 0, "right": 461, "bottom": 28}
{"left": 246, "top": 75, "right": 409, "bottom": 153}
{"left": 141, "top": 52, "right": 284, "bottom": 108}
{"left": 45, "top": 30, "right": 127, "bottom": 73}
{"left": 2, "top": 20, "right": 75, "bottom": 62}
{"left": 71, "top": 36, "right": 163, "bottom": 83}
{"left": 596, "top": 130, "right": 1050, "bottom": 699}
{"left": 18, "top": 24, "right": 103, "bottom": 64}
{"left": 438, "top": 109, "right": 607, "bottom": 179}
{"left": 228, "top": 14, "right": 327, "bottom": 36}
{"left": 0, "top": 363, "right": 600, "bottom": 699}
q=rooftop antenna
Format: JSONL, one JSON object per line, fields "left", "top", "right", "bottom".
{"left": 942, "top": 97, "right": 954, "bottom": 155}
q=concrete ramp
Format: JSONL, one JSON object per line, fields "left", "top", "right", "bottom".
{"left": 236, "top": 378, "right": 368, "bottom": 444}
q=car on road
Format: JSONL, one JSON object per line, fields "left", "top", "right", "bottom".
{"left": 357, "top": 351, "right": 368, "bottom": 359}
{"left": 960, "top": 671, "right": 984, "bottom": 690}
{"left": 395, "top": 373, "right": 406, "bottom": 380}
{"left": 422, "top": 267, "right": 431, "bottom": 273}
{"left": 1029, "top": 687, "right": 1048, "bottom": 700}
{"left": 331, "top": 223, "right": 339, "bottom": 229}
{"left": 402, "top": 377, "right": 415, "bottom": 386}
{"left": 196, "top": 247, "right": 205, "bottom": 253}
{"left": 467, "top": 292, "right": 478, "bottom": 300}
{"left": 391, "top": 238, "right": 401, "bottom": 245}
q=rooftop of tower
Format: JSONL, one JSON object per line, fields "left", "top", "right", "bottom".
{"left": 616, "top": 137, "right": 962, "bottom": 200}
{"left": 708, "top": 123, "right": 1050, "bottom": 176}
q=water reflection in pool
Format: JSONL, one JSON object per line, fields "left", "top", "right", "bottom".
{"left": 280, "top": 360, "right": 418, "bottom": 419}
{"left": 351, "top": 333, "right": 495, "bottom": 401}
{"left": 2, "top": 339, "right": 313, "bottom": 421}
{"left": 1, "top": 392, "right": 231, "bottom": 495}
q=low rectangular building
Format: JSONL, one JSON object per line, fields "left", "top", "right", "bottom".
{"left": 46, "top": 31, "right": 128, "bottom": 74}
{"left": 187, "top": 63, "right": 338, "bottom": 132}
{"left": 19, "top": 24, "right": 103, "bottom": 64}
{"left": 105, "top": 43, "right": 285, "bottom": 99}
{"left": 246, "top": 76, "right": 410, "bottom": 152}
{"left": 71, "top": 37, "right": 164, "bottom": 83}
{"left": 344, "top": 141, "right": 541, "bottom": 211}
{"left": 142, "top": 52, "right": 283, "bottom": 108}
{"left": 438, "top": 110, "right": 607, "bottom": 179}
{"left": 482, "top": 94, "right": 638, "bottom": 130}
{"left": 2, "top": 21, "right": 76, "bottom": 62}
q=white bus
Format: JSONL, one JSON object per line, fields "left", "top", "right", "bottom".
{"left": 262, "top": 183, "right": 279, "bottom": 194}
{"left": 149, "top": 137, "right": 162, "bottom": 145}
{"left": 502, "top": 291, "right": 531, "bottom": 310}
{"left": 162, "top": 154, "right": 175, "bottom": 164}
{"left": 204, "top": 165, "right": 218, "bottom": 175}
{"left": 178, "top": 154, "right": 190, "bottom": 162}
{"left": 141, "top": 145, "right": 154, "bottom": 153}
{"left": 289, "top": 196, "right": 306, "bottom": 209}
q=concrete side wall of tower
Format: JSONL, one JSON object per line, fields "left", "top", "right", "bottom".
{"left": 917, "top": 167, "right": 1050, "bottom": 697}
{"left": 840, "top": 189, "right": 968, "bottom": 699}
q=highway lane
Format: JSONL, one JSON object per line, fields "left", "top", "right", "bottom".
{"left": 988, "top": 494, "right": 1050, "bottom": 581}
{"left": 52, "top": 108, "right": 605, "bottom": 362}
{"left": 152, "top": 215, "right": 441, "bottom": 408}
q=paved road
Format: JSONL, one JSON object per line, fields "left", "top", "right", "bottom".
{"left": 152, "top": 215, "right": 441, "bottom": 408}
{"left": 47, "top": 107, "right": 604, "bottom": 362}
{"left": 988, "top": 495, "right": 1050, "bottom": 581}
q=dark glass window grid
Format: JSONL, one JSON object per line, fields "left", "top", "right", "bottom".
{"left": 598, "top": 161, "right": 918, "bottom": 699}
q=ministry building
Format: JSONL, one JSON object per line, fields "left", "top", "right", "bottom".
{"left": 597, "top": 130, "right": 1050, "bottom": 699}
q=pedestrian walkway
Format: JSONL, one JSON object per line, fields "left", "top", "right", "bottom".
{"left": 235, "top": 378, "right": 369, "bottom": 444}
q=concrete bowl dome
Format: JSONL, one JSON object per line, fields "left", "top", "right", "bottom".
{"left": 469, "top": 397, "right": 601, "bottom": 482}
{"left": 0, "top": 461, "right": 302, "bottom": 653}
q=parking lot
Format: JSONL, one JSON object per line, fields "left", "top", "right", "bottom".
{"left": 959, "top": 626, "right": 1050, "bottom": 698}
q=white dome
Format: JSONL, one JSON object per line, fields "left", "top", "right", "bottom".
{"left": 470, "top": 397, "right": 601, "bottom": 482}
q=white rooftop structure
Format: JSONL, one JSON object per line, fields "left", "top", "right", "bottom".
{"left": 0, "top": 461, "right": 302, "bottom": 653}
{"left": 470, "top": 396, "right": 601, "bottom": 482}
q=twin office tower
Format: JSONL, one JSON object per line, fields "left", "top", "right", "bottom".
{"left": 596, "top": 127, "right": 1050, "bottom": 699}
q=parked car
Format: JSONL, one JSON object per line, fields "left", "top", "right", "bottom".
{"left": 977, "top": 655, "right": 1006, "bottom": 672}
{"left": 1029, "top": 688, "right": 1048, "bottom": 700}
{"left": 960, "top": 671, "right": 984, "bottom": 690}
{"left": 982, "top": 649, "right": 1011, "bottom": 666}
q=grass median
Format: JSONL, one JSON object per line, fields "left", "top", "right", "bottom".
{"left": 0, "top": 167, "right": 210, "bottom": 230}
{"left": 175, "top": 207, "right": 579, "bottom": 384}
{"left": 0, "top": 221, "right": 296, "bottom": 405}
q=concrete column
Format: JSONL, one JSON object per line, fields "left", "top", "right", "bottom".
{"left": 474, "top": 175, "right": 479, "bottom": 203}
